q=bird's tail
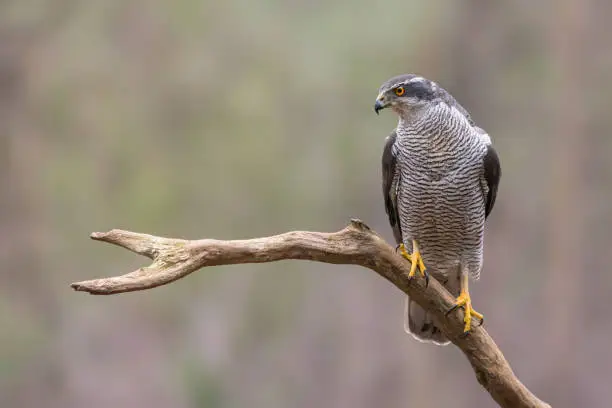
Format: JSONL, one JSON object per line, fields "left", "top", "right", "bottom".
{"left": 404, "top": 297, "right": 450, "bottom": 346}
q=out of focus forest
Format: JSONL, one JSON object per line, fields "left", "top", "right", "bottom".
{"left": 2, "top": 0, "right": 612, "bottom": 407}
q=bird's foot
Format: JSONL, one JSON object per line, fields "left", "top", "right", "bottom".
{"left": 397, "top": 243, "right": 429, "bottom": 287}
{"left": 396, "top": 243, "right": 411, "bottom": 259}
{"left": 446, "top": 291, "right": 483, "bottom": 333}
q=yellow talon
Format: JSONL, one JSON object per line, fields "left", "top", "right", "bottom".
{"left": 447, "top": 274, "right": 484, "bottom": 333}
{"left": 398, "top": 241, "right": 428, "bottom": 284}
{"left": 398, "top": 243, "right": 411, "bottom": 259}
{"left": 407, "top": 250, "right": 426, "bottom": 279}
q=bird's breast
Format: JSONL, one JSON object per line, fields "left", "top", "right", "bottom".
{"left": 396, "top": 159, "right": 486, "bottom": 263}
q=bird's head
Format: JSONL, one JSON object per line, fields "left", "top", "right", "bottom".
{"left": 374, "top": 74, "right": 440, "bottom": 117}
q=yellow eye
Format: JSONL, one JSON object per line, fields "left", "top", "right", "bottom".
{"left": 395, "top": 87, "right": 405, "bottom": 96}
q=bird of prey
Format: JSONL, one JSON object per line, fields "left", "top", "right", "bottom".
{"left": 375, "top": 74, "right": 501, "bottom": 345}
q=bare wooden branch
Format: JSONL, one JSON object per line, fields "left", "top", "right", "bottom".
{"left": 72, "top": 219, "right": 550, "bottom": 408}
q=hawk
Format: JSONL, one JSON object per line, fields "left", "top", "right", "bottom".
{"left": 375, "top": 74, "right": 501, "bottom": 345}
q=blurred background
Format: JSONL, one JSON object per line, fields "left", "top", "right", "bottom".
{"left": 2, "top": 0, "right": 611, "bottom": 407}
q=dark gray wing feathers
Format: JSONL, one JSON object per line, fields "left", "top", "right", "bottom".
{"left": 382, "top": 130, "right": 403, "bottom": 244}
{"left": 483, "top": 144, "right": 501, "bottom": 219}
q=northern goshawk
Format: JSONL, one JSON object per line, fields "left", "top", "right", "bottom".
{"left": 375, "top": 74, "right": 501, "bottom": 345}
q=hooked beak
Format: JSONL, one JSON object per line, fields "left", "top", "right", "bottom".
{"left": 374, "top": 94, "right": 388, "bottom": 115}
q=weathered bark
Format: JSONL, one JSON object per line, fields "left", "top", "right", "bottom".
{"left": 72, "top": 219, "right": 550, "bottom": 408}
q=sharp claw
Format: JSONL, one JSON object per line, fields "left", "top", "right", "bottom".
{"left": 445, "top": 303, "right": 461, "bottom": 317}
{"left": 424, "top": 270, "right": 430, "bottom": 288}
{"left": 477, "top": 317, "right": 484, "bottom": 327}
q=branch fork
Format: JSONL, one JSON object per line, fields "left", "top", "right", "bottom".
{"left": 72, "top": 219, "right": 549, "bottom": 408}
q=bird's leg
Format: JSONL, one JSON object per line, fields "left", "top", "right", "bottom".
{"left": 446, "top": 273, "right": 483, "bottom": 333}
{"left": 398, "top": 240, "right": 429, "bottom": 286}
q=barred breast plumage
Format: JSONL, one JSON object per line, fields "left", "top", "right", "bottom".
{"left": 395, "top": 103, "right": 487, "bottom": 281}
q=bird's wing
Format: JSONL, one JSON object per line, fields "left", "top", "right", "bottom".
{"left": 482, "top": 142, "right": 501, "bottom": 219}
{"left": 382, "top": 130, "right": 403, "bottom": 244}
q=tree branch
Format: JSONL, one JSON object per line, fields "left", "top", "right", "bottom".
{"left": 72, "top": 219, "right": 550, "bottom": 408}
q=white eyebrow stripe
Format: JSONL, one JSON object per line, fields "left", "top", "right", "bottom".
{"left": 407, "top": 76, "right": 426, "bottom": 83}
{"left": 407, "top": 76, "right": 438, "bottom": 91}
